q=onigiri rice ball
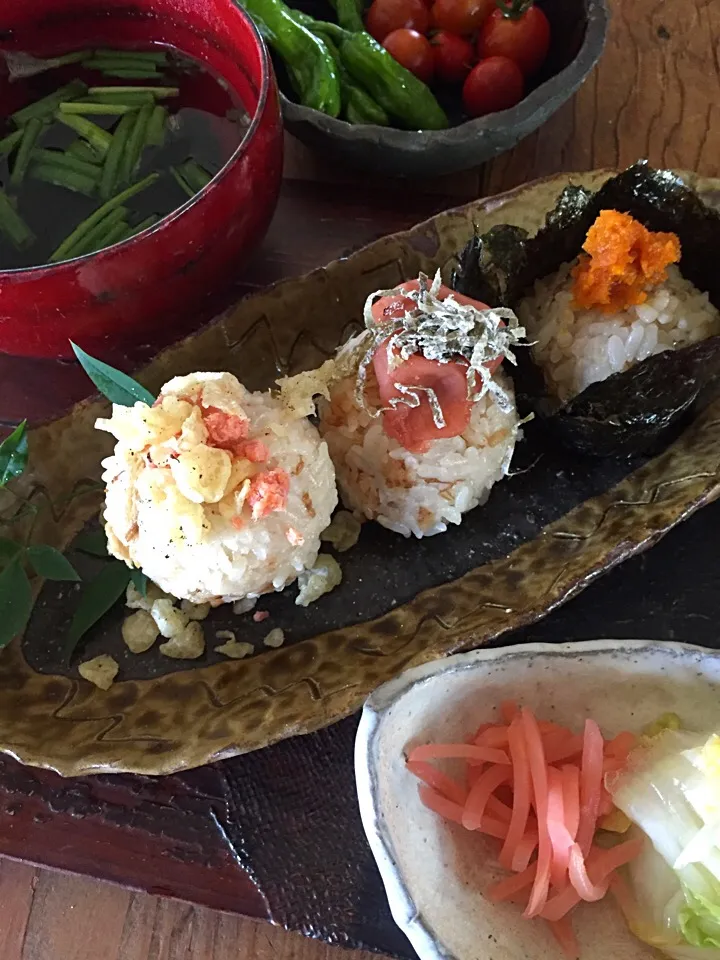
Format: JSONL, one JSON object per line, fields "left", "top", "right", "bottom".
{"left": 97, "top": 372, "right": 337, "bottom": 604}
{"left": 518, "top": 210, "right": 720, "bottom": 403}
{"left": 318, "top": 364, "right": 520, "bottom": 538}
{"left": 279, "top": 272, "right": 525, "bottom": 539}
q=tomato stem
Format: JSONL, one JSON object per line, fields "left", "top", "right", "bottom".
{"left": 495, "top": 0, "right": 534, "bottom": 19}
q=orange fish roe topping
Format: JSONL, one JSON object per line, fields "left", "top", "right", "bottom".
{"left": 247, "top": 469, "right": 290, "bottom": 521}
{"left": 572, "top": 210, "right": 681, "bottom": 313}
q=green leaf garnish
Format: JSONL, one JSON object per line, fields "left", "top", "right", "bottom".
{"left": 64, "top": 560, "right": 131, "bottom": 660}
{"left": 70, "top": 342, "right": 155, "bottom": 407}
{"left": 73, "top": 529, "right": 109, "bottom": 557}
{"left": 0, "top": 420, "right": 28, "bottom": 486}
{"left": 0, "top": 537, "right": 22, "bottom": 564}
{"left": 0, "top": 558, "right": 33, "bottom": 649}
{"left": 129, "top": 568, "right": 148, "bottom": 598}
{"left": 26, "top": 544, "right": 81, "bottom": 581}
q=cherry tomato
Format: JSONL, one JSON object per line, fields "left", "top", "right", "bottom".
{"left": 365, "top": 0, "right": 430, "bottom": 43}
{"left": 431, "top": 30, "right": 475, "bottom": 84}
{"left": 383, "top": 29, "right": 435, "bottom": 82}
{"left": 462, "top": 55, "right": 524, "bottom": 117}
{"left": 477, "top": 3, "right": 551, "bottom": 76}
{"left": 430, "top": 0, "right": 494, "bottom": 37}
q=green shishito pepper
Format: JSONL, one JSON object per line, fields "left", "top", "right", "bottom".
{"left": 345, "top": 89, "right": 389, "bottom": 125}
{"left": 312, "top": 30, "right": 389, "bottom": 126}
{"left": 327, "top": 0, "right": 365, "bottom": 32}
{"left": 311, "top": 22, "right": 447, "bottom": 131}
{"left": 344, "top": 81, "right": 390, "bottom": 126}
{"left": 240, "top": 0, "right": 341, "bottom": 118}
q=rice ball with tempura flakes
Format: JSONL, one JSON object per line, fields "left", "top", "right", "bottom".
{"left": 97, "top": 372, "right": 338, "bottom": 605}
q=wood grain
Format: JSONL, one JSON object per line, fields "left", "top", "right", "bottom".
{"left": 482, "top": 0, "right": 720, "bottom": 194}
{"left": 0, "top": 860, "right": 376, "bottom": 960}
{"left": 1, "top": 0, "right": 719, "bottom": 956}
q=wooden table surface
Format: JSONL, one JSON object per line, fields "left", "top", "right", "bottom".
{"left": 3, "top": 0, "right": 719, "bottom": 956}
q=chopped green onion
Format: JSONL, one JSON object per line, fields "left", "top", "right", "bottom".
{"left": 30, "top": 163, "right": 98, "bottom": 196}
{"left": 120, "top": 103, "right": 153, "bottom": 184}
{"left": 32, "top": 148, "right": 102, "bottom": 180}
{"left": 49, "top": 172, "right": 159, "bottom": 262}
{"left": 0, "top": 189, "right": 35, "bottom": 249}
{"left": 68, "top": 206, "right": 129, "bottom": 258}
{"left": 11, "top": 80, "right": 87, "bottom": 127}
{"left": 170, "top": 165, "right": 194, "bottom": 199}
{"left": 92, "top": 49, "right": 168, "bottom": 64}
{"left": 58, "top": 101, "right": 136, "bottom": 116}
{"left": 88, "top": 86, "right": 179, "bottom": 99}
{"left": 54, "top": 112, "right": 113, "bottom": 157}
{"left": 146, "top": 105, "right": 167, "bottom": 147}
{"left": 179, "top": 159, "right": 212, "bottom": 193}
{"left": 47, "top": 50, "right": 92, "bottom": 67}
{"left": 99, "top": 111, "right": 137, "bottom": 200}
{"left": 11, "top": 118, "right": 45, "bottom": 187}
{"left": 0, "top": 130, "right": 23, "bottom": 159}
{"left": 82, "top": 56, "right": 163, "bottom": 73}
{"left": 129, "top": 213, "right": 160, "bottom": 236}
{"left": 66, "top": 140, "right": 101, "bottom": 164}
{"left": 83, "top": 90, "right": 156, "bottom": 106}
{"left": 91, "top": 67, "right": 163, "bottom": 80}
{"left": 96, "top": 219, "right": 132, "bottom": 251}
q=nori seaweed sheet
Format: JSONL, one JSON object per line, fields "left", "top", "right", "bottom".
{"left": 452, "top": 161, "right": 720, "bottom": 456}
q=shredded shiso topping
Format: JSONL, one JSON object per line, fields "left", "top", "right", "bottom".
{"left": 356, "top": 270, "right": 527, "bottom": 428}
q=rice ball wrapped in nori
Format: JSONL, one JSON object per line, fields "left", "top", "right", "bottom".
{"left": 519, "top": 210, "right": 720, "bottom": 404}
{"left": 453, "top": 163, "right": 720, "bottom": 457}
{"left": 282, "top": 272, "right": 526, "bottom": 538}
{"left": 96, "top": 372, "right": 338, "bottom": 604}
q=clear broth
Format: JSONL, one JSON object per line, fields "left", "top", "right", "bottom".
{"left": 0, "top": 46, "right": 249, "bottom": 269}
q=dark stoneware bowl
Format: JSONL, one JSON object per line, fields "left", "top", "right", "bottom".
{"left": 281, "top": 0, "right": 608, "bottom": 178}
{"left": 0, "top": 0, "right": 283, "bottom": 360}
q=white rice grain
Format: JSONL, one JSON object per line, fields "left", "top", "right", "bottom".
{"left": 519, "top": 264, "right": 720, "bottom": 402}
{"left": 318, "top": 369, "right": 519, "bottom": 539}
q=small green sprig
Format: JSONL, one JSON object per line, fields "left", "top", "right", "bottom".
{"left": 0, "top": 422, "right": 81, "bottom": 649}
{"left": 0, "top": 350, "right": 155, "bottom": 658}
{"left": 62, "top": 345, "right": 153, "bottom": 659}
{"left": 70, "top": 341, "right": 155, "bottom": 405}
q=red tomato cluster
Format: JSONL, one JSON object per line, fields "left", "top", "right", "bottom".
{"left": 365, "top": 0, "right": 551, "bottom": 119}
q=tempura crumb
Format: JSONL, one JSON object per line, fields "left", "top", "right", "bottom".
{"left": 263, "top": 628, "right": 285, "bottom": 648}
{"left": 78, "top": 655, "right": 119, "bottom": 690}
{"left": 296, "top": 554, "right": 342, "bottom": 607}
{"left": 159, "top": 620, "right": 205, "bottom": 659}
{"left": 122, "top": 609, "right": 159, "bottom": 654}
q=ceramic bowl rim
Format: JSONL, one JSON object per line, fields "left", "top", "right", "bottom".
{"left": 281, "top": 0, "right": 609, "bottom": 151}
{"left": 354, "top": 638, "right": 720, "bottom": 960}
{"left": 0, "top": 0, "right": 272, "bottom": 277}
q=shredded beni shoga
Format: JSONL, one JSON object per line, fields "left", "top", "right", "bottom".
{"left": 355, "top": 270, "right": 527, "bottom": 429}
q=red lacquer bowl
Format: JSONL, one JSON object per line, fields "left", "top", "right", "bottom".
{"left": 0, "top": 0, "right": 283, "bottom": 360}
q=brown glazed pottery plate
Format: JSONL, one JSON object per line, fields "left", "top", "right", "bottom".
{"left": 3, "top": 168, "right": 720, "bottom": 777}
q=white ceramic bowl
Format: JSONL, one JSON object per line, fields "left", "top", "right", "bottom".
{"left": 355, "top": 639, "right": 720, "bottom": 960}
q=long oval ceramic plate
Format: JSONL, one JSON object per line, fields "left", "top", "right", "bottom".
{"left": 3, "top": 169, "right": 720, "bottom": 776}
